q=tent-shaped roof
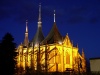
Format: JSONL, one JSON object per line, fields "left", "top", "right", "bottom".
{"left": 41, "top": 22, "right": 63, "bottom": 44}
{"left": 30, "top": 27, "right": 44, "bottom": 46}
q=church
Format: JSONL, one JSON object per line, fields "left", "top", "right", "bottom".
{"left": 16, "top": 4, "right": 86, "bottom": 73}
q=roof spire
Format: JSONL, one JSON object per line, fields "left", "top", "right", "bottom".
{"left": 31, "top": 3, "right": 44, "bottom": 46}
{"left": 24, "top": 20, "right": 29, "bottom": 47}
{"left": 67, "top": 33, "right": 68, "bottom": 36}
{"left": 71, "top": 40, "right": 73, "bottom": 46}
{"left": 82, "top": 48, "right": 85, "bottom": 58}
{"left": 76, "top": 43, "right": 78, "bottom": 48}
{"left": 26, "top": 20, "right": 28, "bottom": 33}
{"left": 54, "top": 10, "right": 56, "bottom": 22}
{"left": 38, "top": 3, "right": 42, "bottom": 28}
{"left": 38, "top": 3, "right": 41, "bottom": 22}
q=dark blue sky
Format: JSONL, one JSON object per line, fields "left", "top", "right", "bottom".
{"left": 0, "top": 0, "right": 100, "bottom": 59}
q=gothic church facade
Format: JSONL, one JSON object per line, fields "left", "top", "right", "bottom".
{"left": 16, "top": 4, "right": 86, "bottom": 73}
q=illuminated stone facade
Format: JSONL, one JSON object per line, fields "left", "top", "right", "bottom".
{"left": 16, "top": 4, "right": 86, "bottom": 73}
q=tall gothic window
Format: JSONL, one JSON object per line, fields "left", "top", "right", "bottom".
{"left": 66, "top": 53, "right": 70, "bottom": 64}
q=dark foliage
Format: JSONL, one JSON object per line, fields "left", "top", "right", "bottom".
{"left": 0, "top": 33, "right": 17, "bottom": 75}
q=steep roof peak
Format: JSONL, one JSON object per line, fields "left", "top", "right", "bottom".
{"left": 41, "top": 21, "right": 63, "bottom": 44}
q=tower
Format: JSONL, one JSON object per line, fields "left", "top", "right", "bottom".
{"left": 24, "top": 20, "right": 29, "bottom": 47}
{"left": 41, "top": 10, "right": 63, "bottom": 44}
{"left": 31, "top": 4, "right": 44, "bottom": 46}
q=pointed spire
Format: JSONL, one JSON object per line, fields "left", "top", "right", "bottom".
{"left": 38, "top": 3, "right": 41, "bottom": 22}
{"left": 71, "top": 40, "right": 73, "bottom": 46}
{"left": 67, "top": 33, "right": 68, "bottom": 36}
{"left": 76, "top": 43, "right": 78, "bottom": 48}
{"left": 21, "top": 42, "right": 22, "bottom": 45}
{"left": 54, "top": 10, "right": 56, "bottom": 22}
{"left": 26, "top": 20, "right": 28, "bottom": 33}
{"left": 82, "top": 48, "right": 85, "bottom": 58}
{"left": 38, "top": 3, "right": 42, "bottom": 28}
{"left": 24, "top": 20, "right": 29, "bottom": 47}
{"left": 31, "top": 3, "right": 44, "bottom": 46}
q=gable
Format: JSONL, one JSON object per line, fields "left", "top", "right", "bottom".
{"left": 63, "top": 34, "right": 72, "bottom": 47}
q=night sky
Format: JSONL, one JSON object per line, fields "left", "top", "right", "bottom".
{"left": 0, "top": 0, "right": 100, "bottom": 60}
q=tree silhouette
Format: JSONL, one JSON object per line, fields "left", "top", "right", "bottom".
{"left": 0, "top": 33, "right": 17, "bottom": 75}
